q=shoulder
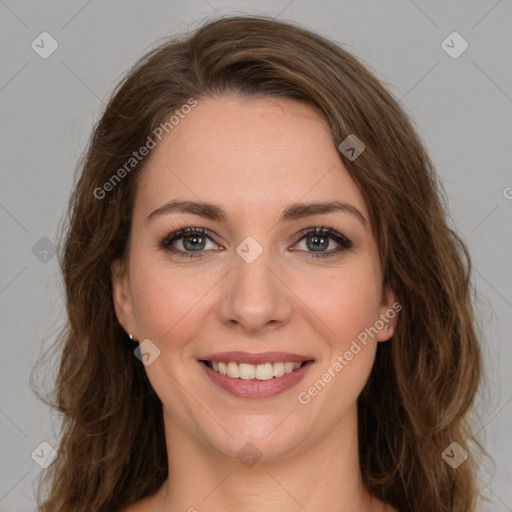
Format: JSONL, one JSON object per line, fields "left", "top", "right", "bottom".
{"left": 118, "top": 497, "right": 151, "bottom": 512}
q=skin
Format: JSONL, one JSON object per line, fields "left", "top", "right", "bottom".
{"left": 112, "top": 94, "right": 400, "bottom": 512}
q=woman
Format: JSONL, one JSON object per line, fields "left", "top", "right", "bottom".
{"left": 36, "top": 15, "right": 486, "bottom": 512}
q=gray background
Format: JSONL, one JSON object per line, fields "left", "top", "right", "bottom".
{"left": 0, "top": 1, "right": 511, "bottom": 510}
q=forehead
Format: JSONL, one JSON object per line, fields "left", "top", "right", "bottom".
{"left": 133, "top": 94, "right": 369, "bottom": 224}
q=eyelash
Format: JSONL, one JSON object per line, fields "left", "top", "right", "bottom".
{"left": 158, "top": 225, "right": 353, "bottom": 259}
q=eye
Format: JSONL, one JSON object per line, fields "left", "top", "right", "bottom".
{"left": 292, "top": 226, "right": 353, "bottom": 258}
{"left": 159, "top": 227, "right": 222, "bottom": 258}
{"left": 159, "top": 225, "right": 353, "bottom": 259}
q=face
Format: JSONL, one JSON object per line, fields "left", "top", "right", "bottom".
{"left": 112, "top": 93, "right": 398, "bottom": 461}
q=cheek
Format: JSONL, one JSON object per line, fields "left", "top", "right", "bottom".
{"left": 130, "top": 256, "right": 214, "bottom": 344}
{"left": 299, "top": 267, "right": 380, "bottom": 419}
{"left": 301, "top": 261, "right": 382, "bottom": 347}
{"left": 312, "top": 262, "right": 382, "bottom": 409}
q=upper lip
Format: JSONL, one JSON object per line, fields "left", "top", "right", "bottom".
{"left": 200, "top": 351, "right": 314, "bottom": 365}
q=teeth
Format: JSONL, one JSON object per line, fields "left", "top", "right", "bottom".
{"left": 273, "top": 361, "right": 285, "bottom": 377}
{"left": 284, "top": 362, "right": 295, "bottom": 373}
{"left": 227, "top": 362, "right": 239, "bottom": 378}
{"left": 256, "top": 362, "right": 273, "bottom": 380}
{"left": 208, "top": 360, "right": 303, "bottom": 380}
{"left": 239, "top": 363, "right": 255, "bottom": 380}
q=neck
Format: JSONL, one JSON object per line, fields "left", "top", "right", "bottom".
{"left": 155, "top": 404, "right": 379, "bottom": 512}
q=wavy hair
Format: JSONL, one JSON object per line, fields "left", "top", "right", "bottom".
{"left": 34, "top": 15, "right": 487, "bottom": 512}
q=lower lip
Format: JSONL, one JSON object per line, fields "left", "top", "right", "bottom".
{"left": 198, "top": 360, "right": 314, "bottom": 399}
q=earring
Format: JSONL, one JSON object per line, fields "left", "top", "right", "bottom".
{"left": 128, "top": 333, "right": 134, "bottom": 341}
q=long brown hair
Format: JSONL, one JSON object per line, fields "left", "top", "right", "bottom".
{"left": 34, "top": 15, "right": 487, "bottom": 512}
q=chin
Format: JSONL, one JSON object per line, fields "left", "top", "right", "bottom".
{"left": 192, "top": 406, "right": 320, "bottom": 464}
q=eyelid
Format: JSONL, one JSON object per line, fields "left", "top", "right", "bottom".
{"left": 159, "top": 226, "right": 222, "bottom": 252}
{"left": 158, "top": 224, "right": 353, "bottom": 258}
{"left": 292, "top": 224, "right": 350, "bottom": 245}
{"left": 290, "top": 225, "right": 353, "bottom": 257}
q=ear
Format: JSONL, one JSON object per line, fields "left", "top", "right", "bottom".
{"left": 111, "top": 258, "right": 139, "bottom": 340}
{"left": 376, "top": 286, "right": 400, "bottom": 342}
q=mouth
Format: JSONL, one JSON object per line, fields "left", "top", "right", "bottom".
{"left": 201, "top": 360, "right": 308, "bottom": 380}
{"left": 198, "top": 352, "right": 315, "bottom": 399}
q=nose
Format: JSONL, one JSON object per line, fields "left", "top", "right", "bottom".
{"left": 217, "top": 245, "right": 293, "bottom": 335}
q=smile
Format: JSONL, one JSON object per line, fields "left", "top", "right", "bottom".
{"left": 198, "top": 356, "right": 315, "bottom": 399}
{"left": 204, "top": 360, "right": 305, "bottom": 380}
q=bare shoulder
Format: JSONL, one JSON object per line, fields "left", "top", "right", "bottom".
{"left": 118, "top": 496, "right": 153, "bottom": 512}
{"left": 120, "top": 496, "right": 402, "bottom": 512}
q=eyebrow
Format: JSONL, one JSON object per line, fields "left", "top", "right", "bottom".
{"left": 146, "top": 199, "right": 367, "bottom": 228}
